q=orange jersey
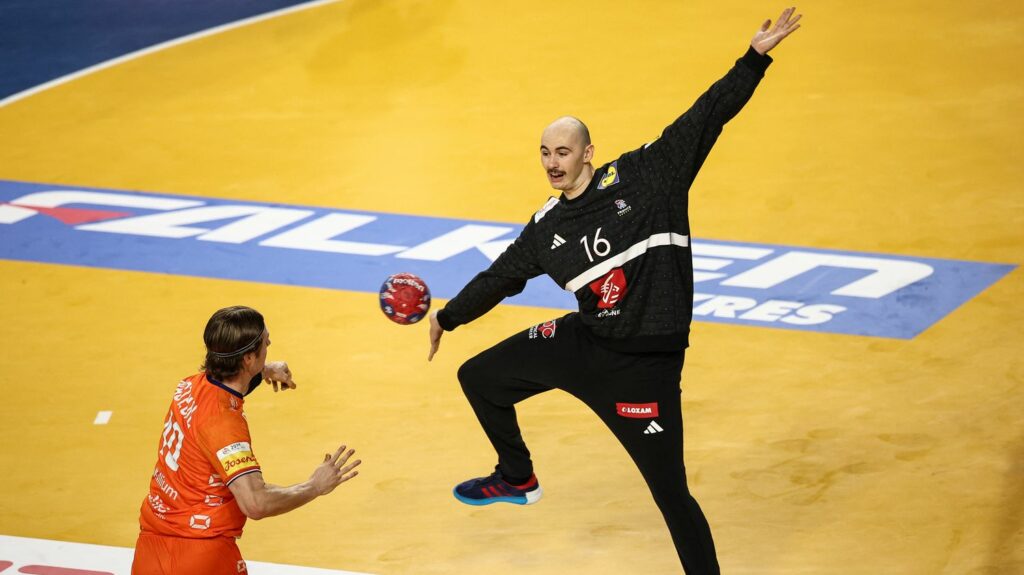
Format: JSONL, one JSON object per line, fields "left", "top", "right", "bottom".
{"left": 139, "top": 373, "right": 261, "bottom": 538}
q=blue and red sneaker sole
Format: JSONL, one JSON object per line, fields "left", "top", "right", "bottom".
{"left": 452, "top": 473, "right": 543, "bottom": 506}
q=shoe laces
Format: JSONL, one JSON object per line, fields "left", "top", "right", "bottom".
{"left": 467, "top": 471, "right": 505, "bottom": 489}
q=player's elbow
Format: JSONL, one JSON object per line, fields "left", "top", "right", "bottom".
{"left": 233, "top": 491, "right": 269, "bottom": 520}
{"left": 238, "top": 499, "right": 268, "bottom": 520}
{"left": 228, "top": 471, "right": 271, "bottom": 520}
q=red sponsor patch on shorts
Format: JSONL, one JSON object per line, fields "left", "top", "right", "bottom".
{"left": 616, "top": 402, "right": 659, "bottom": 418}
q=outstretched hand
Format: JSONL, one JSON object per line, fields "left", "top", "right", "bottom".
{"left": 427, "top": 312, "right": 443, "bottom": 361}
{"left": 310, "top": 445, "right": 361, "bottom": 496}
{"left": 751, "top": 7, "right": 802, "bottom": 55}
{"left": 263, "top": 361, "right": 296, "bottom": 392}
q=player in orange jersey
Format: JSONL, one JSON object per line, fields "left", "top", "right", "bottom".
{"left": 132, "top": 306, "right": 361, "bottom": 575}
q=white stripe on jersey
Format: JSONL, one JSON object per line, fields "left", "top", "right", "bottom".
{"left": 225, "top": 467, "right": 262, "bottom": 486}
{"left": 564, "top": 232, "right": 689, "bottom": 292}
{"left": 534, "top": 197, "right": 560, "bottom": 223}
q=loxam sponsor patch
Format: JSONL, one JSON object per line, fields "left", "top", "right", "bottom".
{"left": 616, "top": 402, "right": 659, "bottom": 419}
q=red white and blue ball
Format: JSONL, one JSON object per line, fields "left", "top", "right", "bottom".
{"left": 379, "top": 273, "right": 431, "bottom": 325}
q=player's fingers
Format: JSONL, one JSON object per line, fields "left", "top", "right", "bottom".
{"left": 338, "top": 469, "right": 359, "bottom": 483}
{"left": 272, "top": 380, "right": 279, "bottom": 392}
{"left": 339, "top": 458, "right": 362, "bottom": 475}
{"left": 760, "top": 19, "right": 770, "bottom": 32}
{"left": 430, "top": 335, "right": 442, "bottom": 361}
{"left": 329, "top": 445, "right": 347, "bottom": 465}
{"left": 774, "top": 8, "right": 791, "bottom": 30}
{"left": 334, "top": 448, "right": 355, "bottom": 468}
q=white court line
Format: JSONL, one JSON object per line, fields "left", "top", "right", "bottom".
{"left": 93, "top": 411, "right": 113, "bottom": 425}
{"left": 0, "top": 0, "right": 343, "bottom": 109}
{"left": 0, "top": 535, "right": 376, "bottom": 575}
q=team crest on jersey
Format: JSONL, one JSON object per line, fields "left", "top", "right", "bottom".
{"left": 597, "top": 162, "right": 620, "bottom": 190}
{"left": 528, "top": 320, "right": 558, "bottom": 339}
{"left": 614, "top": 199, "right": 631, "bottom": 216}
{"left": 590, "top": 268, "right": 627, "bottom": 309}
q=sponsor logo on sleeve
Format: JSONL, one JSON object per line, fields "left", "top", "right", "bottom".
{"left": 216, "top": 442, "right": 259, "bottom": 475}
{"left": 617, "top": 402, "right": 659, "bottom": 419}
{"left": 597, "top": 162, "right": 620, "bottom": 190}
{"left": 528, "top": 320, "right": 558, "bottom": 339}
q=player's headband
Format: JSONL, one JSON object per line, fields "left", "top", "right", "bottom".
{"left": 207, "top": 327, "right": 265, "bottom": 358}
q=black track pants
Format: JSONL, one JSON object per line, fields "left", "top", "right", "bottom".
{"left": 456, "top": 313, "right": 719, "bottom": 574}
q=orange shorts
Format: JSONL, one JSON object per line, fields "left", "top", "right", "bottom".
{"left": 132, "top": 531, "right": 246, "bottom": 574}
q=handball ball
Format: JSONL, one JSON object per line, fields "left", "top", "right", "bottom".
{"left": 379, "top": 273, "right": 431, "bottom": 325}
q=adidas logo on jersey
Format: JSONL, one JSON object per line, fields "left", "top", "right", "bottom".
{"left": 550, "top": 234, "right": 566, "bottom": 249}
{"left": 643, "top": 421, "right": 664, "bottom": 435}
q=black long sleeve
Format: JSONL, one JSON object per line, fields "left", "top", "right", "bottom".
{"left": 635, "top": 46, "right": 771, "bottom": 197}
{"left": 437, "top": 220, "right": 544, "bottom": 330}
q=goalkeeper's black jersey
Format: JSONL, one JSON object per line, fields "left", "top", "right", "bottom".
{"left": 437, "top": 47, "right": 772, "bottom": 352}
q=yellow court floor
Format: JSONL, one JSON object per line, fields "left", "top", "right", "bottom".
{"left": 1, "top": 1, "right": 1022, "bottom": 574}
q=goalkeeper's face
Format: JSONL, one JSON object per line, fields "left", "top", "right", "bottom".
{"left": 540, "top": 118, "right": 594, "bottom": 193}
